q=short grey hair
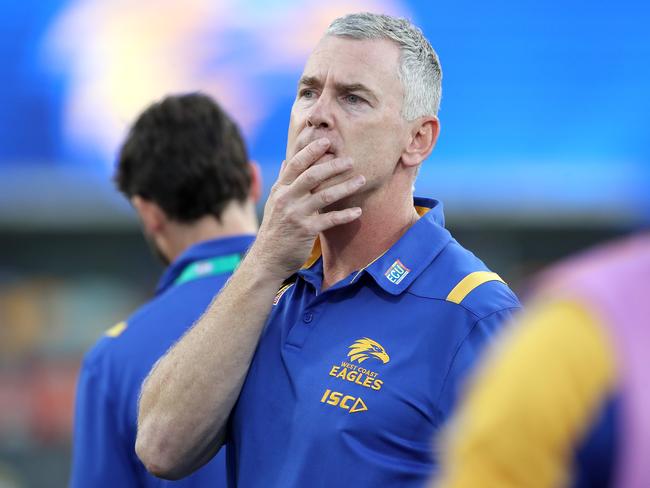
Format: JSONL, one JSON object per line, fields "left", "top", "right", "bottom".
{"left": 327, "top": 12, "right": 442, "bottom": 121}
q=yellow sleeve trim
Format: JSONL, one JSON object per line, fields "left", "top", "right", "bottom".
{"left": 105, "top": 321, "right": 127, "bottom": 338}
{"left": 446, "top": 271, "right": 505, "bottom": 304}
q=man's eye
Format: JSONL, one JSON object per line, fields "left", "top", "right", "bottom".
{"left": 345, "top": 94, "right": 361, "bottom": 104}
{"left": 300, "top": 89, "right": 315, "bottom": 99}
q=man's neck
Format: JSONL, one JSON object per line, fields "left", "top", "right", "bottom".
{"left": 163, "top": 200, "right": 258, "bottom": 263}
{"left": 319, "top": 191, "right": 419, "bottom": 291}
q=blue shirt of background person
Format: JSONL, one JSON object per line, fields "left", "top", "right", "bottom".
{"left": 70, "top": 92, "right": 261, "bottom": 487}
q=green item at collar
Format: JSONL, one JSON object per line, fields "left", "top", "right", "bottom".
{"left": 174, "top": 253, "right": 242, "bottom": 286}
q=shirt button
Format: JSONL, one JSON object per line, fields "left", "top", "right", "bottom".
{"left": 303, "top": 312, "right": 313, "bottom": 323}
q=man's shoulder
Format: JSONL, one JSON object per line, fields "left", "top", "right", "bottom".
{"left": 80, "top": 296, "right": 159, "bottom": 377}
{"left": 407, "top": 238, "right": 520, "bottom": 319}
{"left": 81, "top": 281, "right": 212, "bottom": 375}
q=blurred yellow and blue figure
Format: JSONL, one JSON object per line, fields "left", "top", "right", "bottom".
{"left": 434, "top": 233, "right": 650, "bottom": 488}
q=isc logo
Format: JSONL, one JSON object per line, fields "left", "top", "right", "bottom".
{"left": 320, "top": 389, "right": 368, "bottom": 413}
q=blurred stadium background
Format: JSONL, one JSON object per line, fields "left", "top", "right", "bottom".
{"left": 1, "top": 0, "right": 648, "bottom": 486}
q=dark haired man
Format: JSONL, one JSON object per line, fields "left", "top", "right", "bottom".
{"left": 70, "top": 93, "right": 259, "bottom": 487}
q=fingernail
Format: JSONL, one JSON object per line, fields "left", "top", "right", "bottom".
{"left": 355, "top": 175, "right": 366, "bottom": 185}
{"left": 318, "top": 138, "right": 330, "bottom": 147}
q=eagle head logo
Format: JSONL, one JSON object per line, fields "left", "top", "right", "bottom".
{"left": 347, "top": 337, "right": 390, "bottom": 364}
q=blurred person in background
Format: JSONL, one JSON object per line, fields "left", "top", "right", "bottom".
{"left": 432, "top": 231, "right": 650, "bottom": 488}
{"left": 136, "top": 12, "right": 520, "bottom": 487}
{"left": 70, "top": 92, "right": 260, "bottom": 487}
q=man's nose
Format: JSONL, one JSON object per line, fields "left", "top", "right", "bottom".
{"left": 306, "top": 94, "right": 334, "bottom": 129}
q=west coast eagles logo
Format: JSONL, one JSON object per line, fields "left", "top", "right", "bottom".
{"left": 347, "top": 337, "right": 390, "bottom": 364}
{"left": 326, "top": 337, "right": 389, "bottom": 396}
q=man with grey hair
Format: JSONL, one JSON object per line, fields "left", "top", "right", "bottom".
{"left": 136, "top": 12, "right": 520, "bottom": 487}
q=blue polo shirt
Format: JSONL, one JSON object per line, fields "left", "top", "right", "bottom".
{"left": 70, "top": 235, "right": 255, "bottom": 488}
{"left": 227, "top": 198, "right": 520, "bottom": 487}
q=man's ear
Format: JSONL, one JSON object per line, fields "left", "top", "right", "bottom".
{"left": 401, "top": 117, "right": 440, "bottom": 168}
{"left": 248, "top": 161, "right": 263, "bottom": 204}
{"left": 131, "top": 196, "right": 166, "bottom": 235}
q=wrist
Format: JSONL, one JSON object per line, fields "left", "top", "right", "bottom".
{"left": 242, "top": 244, "right": 292, "bottom": 285}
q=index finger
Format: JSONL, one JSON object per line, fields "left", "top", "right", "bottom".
{"left": 278, "top": 138, "right": 330, "bottom": 185}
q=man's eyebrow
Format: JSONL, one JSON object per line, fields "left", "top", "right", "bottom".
{"left": 336, "top": 82, "right": 376, "bottom": 97}
{"left": 298, "top": 76, "right": 321, "bottom": 88}
{"left": 335, "top": 82, "right": 378, "bottom": 103}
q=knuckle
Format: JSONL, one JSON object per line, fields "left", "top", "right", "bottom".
{"left": 273, "top": 192, "right": 289, "bottom": 210}
{"left": 329, "top": 213, "right": 341, "bottom": 226}
{"left": 288, "top": 154, "right": 305, "bottom": 169}
{"left": 286, "top": 213, "right": 300, "bottom": 227}
{"left": 304, "top": 172, "right": 318, "bottom": 188}
{"left": 296, "top": 155, "right": 308, "bottom": 168}
{"left": 289, "top": 210, "right": 307, "bottom": 226}
{"left": 293, "top": 217, "right": 310, "bottom": 235}
{"left": 331, "top": 158, "right": 343, "bottom": 171}
{"left": 285, "top": 158, "right": 299, "bottom": 172}
{"left": 320, "top": 190, "right": 333, "bottom": 205}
